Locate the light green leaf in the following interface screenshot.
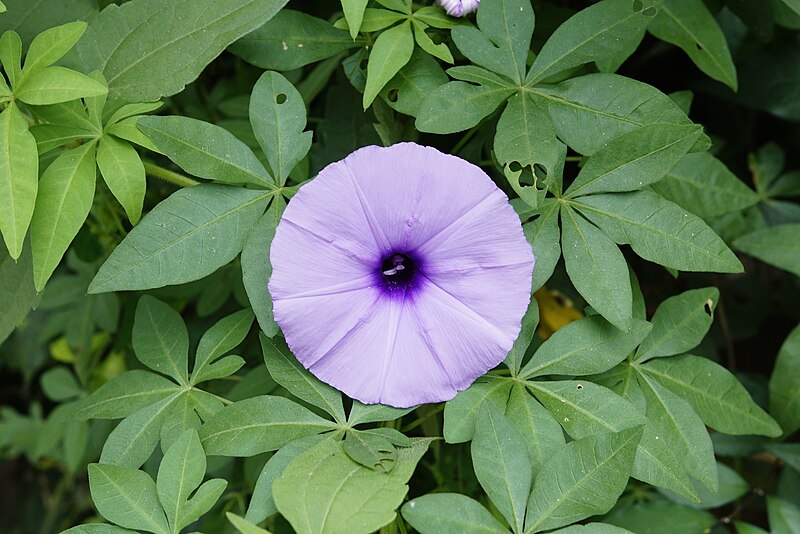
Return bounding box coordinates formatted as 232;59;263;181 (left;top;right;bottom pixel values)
734;224;800;278
260;334;346;423
31;123;93;154
504;383;566;475
100;393;181;468
575;191;743;273
341;0;369;38
0;245;38;343
107;117;162;153
521;316;651;379
637;372;718;491
192;309;254;385
443;377;513;443
363;21;414;108
401;493;508;534
451;0;534;83
538;73;707;156
523;200;561;292
767;497;800;534
524;427;643;533
650;152;759;219
16;66;107;105
249;71;312;185
0;30;23;86
230;10;361;71
412;20;453;63
41;367;81;402
77;370;180;420
158;392;201;453
342;429;399;472
648;0;737;90
565;124;702;197
75;0;288;102
227;513;273;534
560;205;632;331
504;299;539;375
415;76;514;134
105;102;163;127
634;287;718;362
641;355;781;436
663;462;748;510
242;196;284;337
769;323;800;435
61;524;138;533
133;296;189;385
22;21;86;71
199;395;335;457
137;116;273;188
88;463;169;534
156;429;204;532
96;135;145;224
347;401;414;426
88;184;271;293
604;500;715;534
527;0;659;84
0;103;38;260
472;403;532;532
30;142;96;290
178;479;227;532
528;381;646;439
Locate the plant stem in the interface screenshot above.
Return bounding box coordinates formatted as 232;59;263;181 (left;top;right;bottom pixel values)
144;162;200;188
401;404;444;433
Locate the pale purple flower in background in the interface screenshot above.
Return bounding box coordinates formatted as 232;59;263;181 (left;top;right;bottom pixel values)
269;143;534;408
437;0;480;17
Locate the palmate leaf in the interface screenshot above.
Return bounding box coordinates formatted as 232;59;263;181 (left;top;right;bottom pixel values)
504;383;566;475
0;102;37;260
15;66;107;105
242;197;284;337
133;296;189;385
402;493;508;534
22;20;86;71
443;376;513;443
88;464;169;534
96;134;146;224
363;21;414;108
523;200;561;292
380;49;448;118
734;224;800;278
75;0;288;102
192;309;253;385
524;427;643;533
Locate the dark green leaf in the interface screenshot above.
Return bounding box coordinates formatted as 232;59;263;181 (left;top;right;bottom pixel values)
402;493;507;534
734;224;800;277
133;296;189;385
443;377;513;443
363;21;414;108
77;370;180;420
769;324;800;435
88;463;169;534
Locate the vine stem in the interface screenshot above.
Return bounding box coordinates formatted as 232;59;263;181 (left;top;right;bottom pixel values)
144;162;200;188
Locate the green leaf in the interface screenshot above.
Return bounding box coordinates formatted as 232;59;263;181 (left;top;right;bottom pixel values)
504;299;539;375
77;370;180;420
415;75;514;134
107;117;161;152
16;66;107;105
560;205;632;331
337;8;407;33
260;334;346;423
443;377;513;443
242;196;283;337
227;513;273;534
230;10;361;71
634;287;718;362
767;497;800;534
41;367;81;401
527;0;659;85
191;309;253;385
641;355;781;436
380;48;447;118
637;372;718;491
88;463;169;534
30;123;92;154
343;429;399;472
133;296;189;385
341;0;369;38
604;500;715;534
22;21;86;71
769;323;800;435
88;184;271;293
30;142;96;291
565;124;702;197
734;522;770;534
495;94;565;208
648;0;737;90
246;434;327;524
401;493;508;534
75;0;288;102
767;443;800;473
505;383;566;475
272;437;430;534
0;30;22;87
472;403;532;532
137;116;273;188
100;393;181;468
650;153;759;219
199;395;335;456
523;200;561;292
451;0;534;83
106;102;163;127
0;245;38;343
520;316;651;379
61;525;138;533
538;73;706;156
634;419;700;501
412;20;453;63
554;524;634;534
528;381;646;439
575;191;743;273
734;224;800;277
524;427;643;533
249;71;312;185
96;134;145;224
663;462;748;510
0;103;38;260
347;401;414;426
363;21;414;108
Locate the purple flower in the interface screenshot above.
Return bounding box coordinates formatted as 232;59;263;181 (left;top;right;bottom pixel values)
268;143;534;408
437;0;480;17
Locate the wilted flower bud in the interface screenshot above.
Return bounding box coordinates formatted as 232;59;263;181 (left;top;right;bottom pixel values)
436;0;480;17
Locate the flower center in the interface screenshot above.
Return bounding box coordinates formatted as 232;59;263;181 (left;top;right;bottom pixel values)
380;253;418;291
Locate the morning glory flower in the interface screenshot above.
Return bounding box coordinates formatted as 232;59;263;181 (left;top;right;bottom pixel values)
269;143;534;408
437;0;480;17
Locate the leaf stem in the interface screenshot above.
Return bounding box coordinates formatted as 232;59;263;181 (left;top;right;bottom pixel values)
401;404;444;432
144;162;200;188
